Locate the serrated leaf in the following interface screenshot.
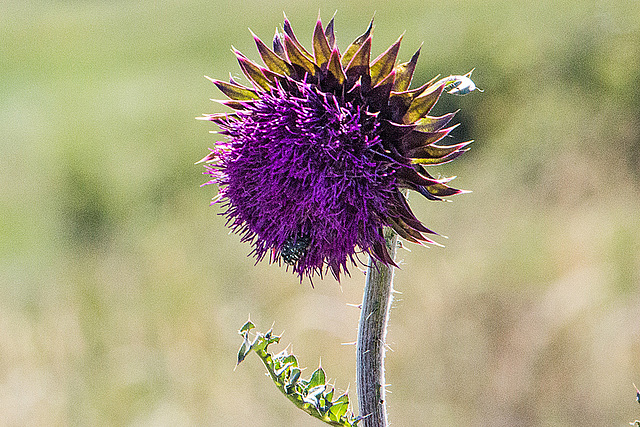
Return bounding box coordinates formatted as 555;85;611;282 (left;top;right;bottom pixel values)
236;322;358;426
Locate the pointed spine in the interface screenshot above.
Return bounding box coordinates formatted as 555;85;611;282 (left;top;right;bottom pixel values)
324;14;336;48
327;48;346;86
342;17;374;66
206;76;259;100
234;49;273;91
282;15;313;59
403;124;460;150
284;34;317;76
393;46;421;92
312;18;332;68
345;36;372;83
253;32;292;76
402;83;445;124
370;34;403;87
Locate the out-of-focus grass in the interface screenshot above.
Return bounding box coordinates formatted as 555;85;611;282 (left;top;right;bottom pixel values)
1;0;639;425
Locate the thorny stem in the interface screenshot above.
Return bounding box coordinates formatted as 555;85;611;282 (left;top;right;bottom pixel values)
356;227;398;427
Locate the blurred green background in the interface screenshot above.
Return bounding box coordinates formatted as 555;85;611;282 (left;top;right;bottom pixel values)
2;0;640;425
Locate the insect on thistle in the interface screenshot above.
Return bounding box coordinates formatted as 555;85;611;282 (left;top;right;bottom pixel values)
446;68;484;95
200;16;480;280
280;234;312;265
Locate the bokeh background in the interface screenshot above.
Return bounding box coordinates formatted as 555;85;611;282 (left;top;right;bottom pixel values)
2;0;640;425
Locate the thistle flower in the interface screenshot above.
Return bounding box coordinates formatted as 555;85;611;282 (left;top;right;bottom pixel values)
199;16;476;280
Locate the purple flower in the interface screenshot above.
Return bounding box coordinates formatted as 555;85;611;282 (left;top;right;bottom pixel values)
199;16;472;280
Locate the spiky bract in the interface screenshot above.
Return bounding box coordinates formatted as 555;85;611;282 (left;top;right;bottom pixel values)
200;16;472;280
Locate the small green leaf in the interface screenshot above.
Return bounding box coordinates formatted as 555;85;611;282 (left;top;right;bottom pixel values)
282;354;298;367
239;320;255;334
325;386;334;403
237;336;252;365
309;367;326;388
329;393;349;420
289;367;301;385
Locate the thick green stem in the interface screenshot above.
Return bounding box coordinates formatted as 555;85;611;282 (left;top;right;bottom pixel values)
356;228;398;427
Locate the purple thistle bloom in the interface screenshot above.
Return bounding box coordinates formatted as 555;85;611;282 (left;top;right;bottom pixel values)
199;16;473;280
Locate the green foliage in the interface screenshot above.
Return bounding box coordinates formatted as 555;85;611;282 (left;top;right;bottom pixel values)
236;321;359;427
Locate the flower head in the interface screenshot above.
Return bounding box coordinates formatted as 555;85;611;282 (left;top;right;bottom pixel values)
199;16;476;280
